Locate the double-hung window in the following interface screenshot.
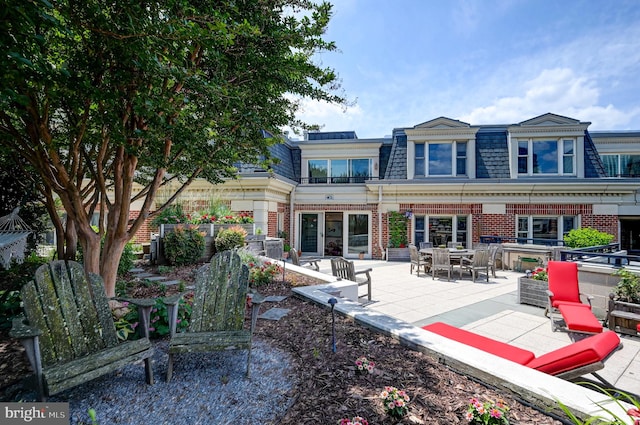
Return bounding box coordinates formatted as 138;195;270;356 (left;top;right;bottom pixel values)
414;141;467;177
518;139;575;175
517;215;578;243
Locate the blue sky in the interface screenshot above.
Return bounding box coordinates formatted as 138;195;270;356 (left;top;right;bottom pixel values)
293;0;640;138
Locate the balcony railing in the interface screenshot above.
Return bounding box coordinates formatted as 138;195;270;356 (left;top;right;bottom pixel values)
479;235;567;246
299;176;378;184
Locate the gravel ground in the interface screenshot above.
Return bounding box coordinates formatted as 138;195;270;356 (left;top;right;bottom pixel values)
28;339;296;425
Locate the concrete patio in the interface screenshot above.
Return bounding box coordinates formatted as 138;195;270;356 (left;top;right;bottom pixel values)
290;257;640;422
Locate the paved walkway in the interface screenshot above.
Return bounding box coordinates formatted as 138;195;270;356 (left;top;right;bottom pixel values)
314;259;640;398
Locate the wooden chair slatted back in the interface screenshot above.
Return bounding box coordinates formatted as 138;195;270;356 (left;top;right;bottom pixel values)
289;248;301;266
22;261;116;367
408;245;420;262
473;249;490;266
431;248;450;269
331;257;355;281
190;250;249;333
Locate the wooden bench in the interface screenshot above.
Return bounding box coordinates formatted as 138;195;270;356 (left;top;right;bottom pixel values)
330;257;372;301
289;248;321;271
10;260;154;400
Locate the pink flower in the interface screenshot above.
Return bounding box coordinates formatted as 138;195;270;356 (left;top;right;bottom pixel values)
490;408;503;418
465;411;474;421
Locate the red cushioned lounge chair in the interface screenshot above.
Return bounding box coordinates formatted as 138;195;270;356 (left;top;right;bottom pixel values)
423;322;621;388
546;261;601;334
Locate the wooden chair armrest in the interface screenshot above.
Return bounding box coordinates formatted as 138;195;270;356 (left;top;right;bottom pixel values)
248;291;265;333
114;297;157;339
355;268;373;276
10;315;43;390
248;290;266;305
580;293;594;306
10;315;41;339
161;293;189;337
161;293;186;307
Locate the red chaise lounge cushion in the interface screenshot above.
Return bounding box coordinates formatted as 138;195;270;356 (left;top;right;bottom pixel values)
422;322;535;365
526;331;620;375
422;322;620;377
557;304;603;334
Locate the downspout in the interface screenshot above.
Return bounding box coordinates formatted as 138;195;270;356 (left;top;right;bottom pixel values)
378;185;383;259
289;187;296;252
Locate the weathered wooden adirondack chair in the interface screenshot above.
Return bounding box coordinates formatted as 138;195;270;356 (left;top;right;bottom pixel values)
10;260;154;401
164;250;264;382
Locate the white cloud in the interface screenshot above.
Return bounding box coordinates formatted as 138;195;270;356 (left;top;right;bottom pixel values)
459;68;640;127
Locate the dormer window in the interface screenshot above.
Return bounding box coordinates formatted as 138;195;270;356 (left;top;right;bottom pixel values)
414;141;467;177
307;158;373;183
517;139;575;175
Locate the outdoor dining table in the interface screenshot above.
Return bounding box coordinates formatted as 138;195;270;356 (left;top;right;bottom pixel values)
419;247;476;277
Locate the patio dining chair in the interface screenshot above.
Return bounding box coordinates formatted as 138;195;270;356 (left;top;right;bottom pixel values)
487;243;503;277
409;244;430;276
460;248;490;282
431;248;453;281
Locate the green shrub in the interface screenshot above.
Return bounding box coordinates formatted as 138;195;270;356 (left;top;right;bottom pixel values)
248;260;282;286
118;242;136;276
614;268;640;303
151;203;189;226
163;225;206;266
564;227;614;248
215;225;248;252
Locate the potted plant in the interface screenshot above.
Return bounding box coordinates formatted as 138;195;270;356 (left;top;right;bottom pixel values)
386;211;410;261
359;251;365;260
607;267;640;335
517;266;548;308
283;243;291;259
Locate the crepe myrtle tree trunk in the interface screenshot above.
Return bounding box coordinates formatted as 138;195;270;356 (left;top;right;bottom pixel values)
100;233;129;298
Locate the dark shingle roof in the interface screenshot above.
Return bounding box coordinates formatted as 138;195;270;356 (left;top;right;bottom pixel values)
475;128;510;178
584;131;607;178
384;131;407;180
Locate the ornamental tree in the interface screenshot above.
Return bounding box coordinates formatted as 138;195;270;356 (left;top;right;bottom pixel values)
0;0;347;296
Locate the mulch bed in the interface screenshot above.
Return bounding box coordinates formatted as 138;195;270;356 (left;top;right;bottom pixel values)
0;263;563;424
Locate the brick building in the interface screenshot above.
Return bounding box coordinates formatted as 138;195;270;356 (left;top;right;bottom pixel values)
135;113;640;260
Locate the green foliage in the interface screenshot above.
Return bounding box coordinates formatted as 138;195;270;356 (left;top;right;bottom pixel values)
237;248;260;266
0;0;347;295
0;255;47;329
157;265;174;274
248;260;282;286
151;204;189;227
215;226;248;252
387;211;408;248
614;268;640;303
163;225;206;266
555;383;640;424
118;242;136;276
564;228;615;248
117;296;193;339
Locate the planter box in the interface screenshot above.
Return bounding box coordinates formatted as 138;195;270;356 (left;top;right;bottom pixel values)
386;248;410;262
607;297;640;336
517;277;548;309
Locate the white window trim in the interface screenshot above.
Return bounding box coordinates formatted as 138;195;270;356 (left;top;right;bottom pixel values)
414;141;468;177
516;138;577;176
516;215;580;242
